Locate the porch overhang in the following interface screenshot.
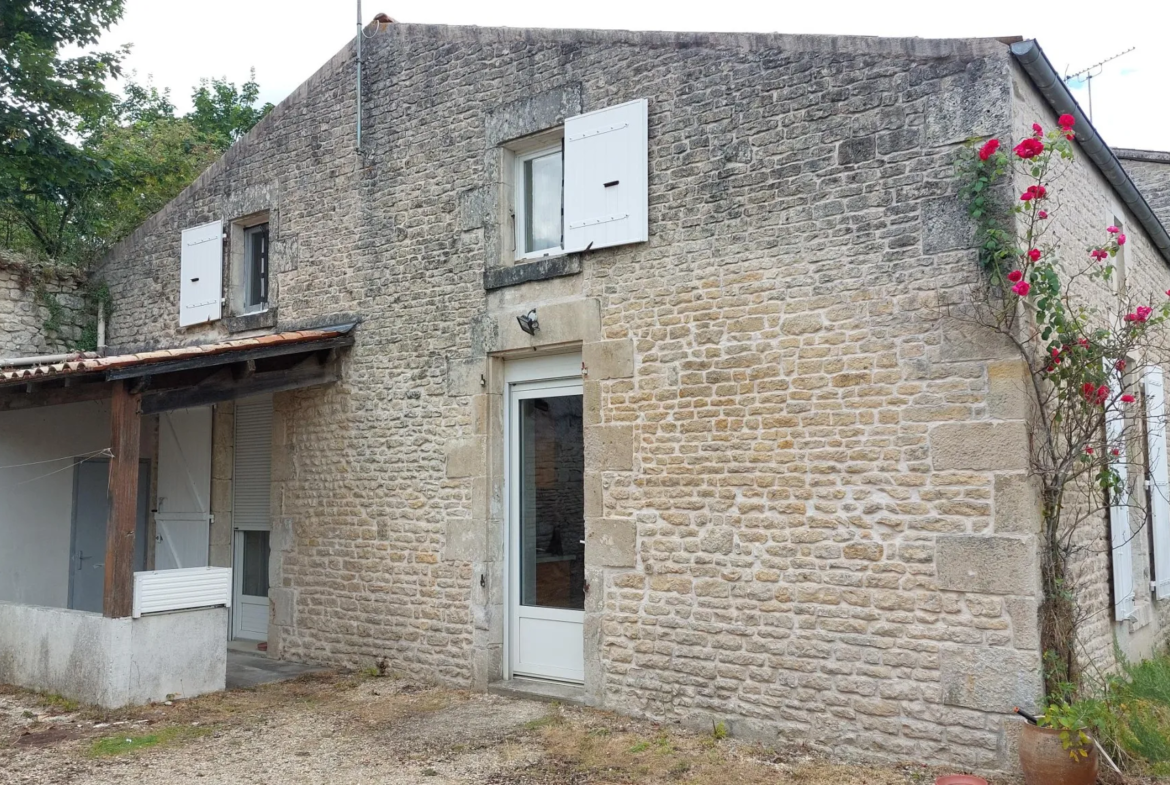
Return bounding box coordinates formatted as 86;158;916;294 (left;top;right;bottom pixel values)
0;323;356;414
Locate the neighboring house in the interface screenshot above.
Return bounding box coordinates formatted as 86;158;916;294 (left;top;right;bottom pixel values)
3;22;1170;770
1118;148;1170;229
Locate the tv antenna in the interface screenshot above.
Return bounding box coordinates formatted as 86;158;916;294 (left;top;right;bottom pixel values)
1064;47;1135;122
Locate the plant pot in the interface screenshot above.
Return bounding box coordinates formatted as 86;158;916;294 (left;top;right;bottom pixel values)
935;776;988;785
1019;723;1098;785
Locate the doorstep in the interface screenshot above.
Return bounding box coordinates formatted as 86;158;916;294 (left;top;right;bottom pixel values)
488;677;587;706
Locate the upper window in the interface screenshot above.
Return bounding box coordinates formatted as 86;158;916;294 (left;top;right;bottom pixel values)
515;143;563;259
243;223;269;313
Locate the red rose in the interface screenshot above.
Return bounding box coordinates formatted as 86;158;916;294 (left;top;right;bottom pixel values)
1007;269;1023;283
1014;138;1045;159
1117;233;1126;246
1090;249;1109;261
1058;114;1075;130
1122;394;1136;404
1028;248;1041;262
1020;185;1046;201
1085;447;1094;455
1116;360;1126;371
1107;225;1120;234
1038;210;1048;219
1012;281;1031;297
978;138;1000;161
1032;123;1043;136
1097;386;1109;405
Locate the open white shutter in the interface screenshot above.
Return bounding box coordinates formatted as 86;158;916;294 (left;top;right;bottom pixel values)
1107;361;1136;620
563;98;648;252
1145;366;1170;600
179;220;223;327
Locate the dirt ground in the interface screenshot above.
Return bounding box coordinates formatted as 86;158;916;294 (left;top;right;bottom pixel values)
0;671;1021;785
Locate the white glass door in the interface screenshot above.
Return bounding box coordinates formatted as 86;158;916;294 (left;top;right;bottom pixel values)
507;355;585;682
232;529;271;640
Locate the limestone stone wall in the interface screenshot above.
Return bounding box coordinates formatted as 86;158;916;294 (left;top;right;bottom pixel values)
0;254;88;357
1011;66;1170;668
95;24;1044;769
1118;148;1170;229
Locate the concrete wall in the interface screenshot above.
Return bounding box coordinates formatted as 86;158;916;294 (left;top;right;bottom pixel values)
0;602;227;707
94;23;1047;768
0;401;156;607
1011;67;1170;667
0;401;110;607
0;254;89;357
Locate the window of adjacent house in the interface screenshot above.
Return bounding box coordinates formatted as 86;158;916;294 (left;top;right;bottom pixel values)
515;143;563;259
243;223;269;312
1144;362;1170;601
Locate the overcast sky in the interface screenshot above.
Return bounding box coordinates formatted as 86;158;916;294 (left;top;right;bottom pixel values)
98;0;1167;150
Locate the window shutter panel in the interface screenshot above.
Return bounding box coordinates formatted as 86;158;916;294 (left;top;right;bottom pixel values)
563;98;648;252
179;221;223;327
233;396;273;530
1145;366;1170;600
1107;361;1136;619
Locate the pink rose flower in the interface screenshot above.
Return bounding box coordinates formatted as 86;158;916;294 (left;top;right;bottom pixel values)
1007;269;1023;283
1012;280;1031;297
1027;248;1041;262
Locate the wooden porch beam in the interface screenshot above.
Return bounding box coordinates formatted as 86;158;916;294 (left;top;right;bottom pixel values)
103;380;141;619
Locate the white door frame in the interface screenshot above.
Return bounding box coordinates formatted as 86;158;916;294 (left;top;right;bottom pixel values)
504;352;585;683
232;528;271;641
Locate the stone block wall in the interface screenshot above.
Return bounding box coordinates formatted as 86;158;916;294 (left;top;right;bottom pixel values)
0;254;88;357
94;24;1051;768
1011;67;1170;667
1118;148;1170;229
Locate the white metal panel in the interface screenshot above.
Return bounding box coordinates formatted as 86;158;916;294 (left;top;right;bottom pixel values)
563;99;648;252
158;408;212;515
1145;366;1170;600
155;513;211;570
233;396;273;531
1107;362;1136;620
179;221;223;327
132;567;232;618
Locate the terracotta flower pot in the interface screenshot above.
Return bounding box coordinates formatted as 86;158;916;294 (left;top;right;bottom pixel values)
935;776;988;785
1019;723;1098;785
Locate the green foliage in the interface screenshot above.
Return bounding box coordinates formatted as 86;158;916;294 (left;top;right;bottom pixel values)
0;4;273;267
710;721;728;740
1038;700;1107;760
0;0;127;262
188;70;274;151
88;724;211;757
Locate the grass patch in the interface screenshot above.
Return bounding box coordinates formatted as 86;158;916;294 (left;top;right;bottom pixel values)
88;725;212;757
37;693;79;714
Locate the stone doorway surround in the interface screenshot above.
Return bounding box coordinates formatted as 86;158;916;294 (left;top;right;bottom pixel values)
444;286;636;707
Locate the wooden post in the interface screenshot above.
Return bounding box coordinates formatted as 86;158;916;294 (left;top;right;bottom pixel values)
103;380;141;618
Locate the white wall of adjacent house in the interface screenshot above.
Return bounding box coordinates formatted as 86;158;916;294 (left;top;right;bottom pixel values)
0;401;114;608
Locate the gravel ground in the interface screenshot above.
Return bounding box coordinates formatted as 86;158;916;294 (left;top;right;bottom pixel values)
0;672;1022;785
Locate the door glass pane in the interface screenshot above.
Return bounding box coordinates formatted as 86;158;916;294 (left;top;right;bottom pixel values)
523;150;562;254
244;225;268;309
241;530;270;597
519;394;584;610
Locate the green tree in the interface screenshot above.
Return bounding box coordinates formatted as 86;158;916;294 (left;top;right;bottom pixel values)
189;70;274;151
0;0;127;260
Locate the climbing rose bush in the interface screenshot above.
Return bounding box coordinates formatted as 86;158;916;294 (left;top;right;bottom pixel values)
957;111;1170;701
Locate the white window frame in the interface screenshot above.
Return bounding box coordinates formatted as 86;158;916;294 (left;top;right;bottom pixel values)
242;223;269;314
513;142;564;261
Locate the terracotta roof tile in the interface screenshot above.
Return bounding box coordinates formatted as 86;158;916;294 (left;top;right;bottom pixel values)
0;325;354;387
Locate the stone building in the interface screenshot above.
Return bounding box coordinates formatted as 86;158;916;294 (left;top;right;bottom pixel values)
4;23;1170;770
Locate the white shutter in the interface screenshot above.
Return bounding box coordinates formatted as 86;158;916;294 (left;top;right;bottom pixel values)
1107;361;1136;620
179;220;223;326
563;98;648;252
1145;366;1170;600
233;396;273;530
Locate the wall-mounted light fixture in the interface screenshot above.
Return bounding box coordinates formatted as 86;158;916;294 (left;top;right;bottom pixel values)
517;309;539;336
